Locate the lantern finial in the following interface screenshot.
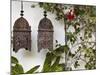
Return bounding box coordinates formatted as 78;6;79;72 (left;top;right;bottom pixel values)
20;1;24;16
44;11;47;18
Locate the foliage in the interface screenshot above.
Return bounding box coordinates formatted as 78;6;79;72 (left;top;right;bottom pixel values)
11;56;19;64
39;2;65;20
11;56;40;75
35;3;96;71
25;65;40;74
11;63;24;75
42;45;67;72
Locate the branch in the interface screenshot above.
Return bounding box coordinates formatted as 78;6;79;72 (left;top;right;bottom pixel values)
70;41;96;51
67;41;96;67
80;57;87;63
65;48;81;69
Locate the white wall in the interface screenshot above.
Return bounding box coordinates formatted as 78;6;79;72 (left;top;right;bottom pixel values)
11;1;65;72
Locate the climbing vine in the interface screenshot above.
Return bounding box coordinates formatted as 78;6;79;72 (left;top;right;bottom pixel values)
36;2;96;71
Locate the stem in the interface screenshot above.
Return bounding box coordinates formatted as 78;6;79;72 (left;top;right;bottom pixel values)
70;41;96;51
64;17;70;70
69;52;87;67
80;57;87;63
69;41;96;66
65;40;95;69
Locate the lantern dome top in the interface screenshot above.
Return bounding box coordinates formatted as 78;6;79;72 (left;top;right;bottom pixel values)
38;11;53;30
38;17;53;30
13;17;30;31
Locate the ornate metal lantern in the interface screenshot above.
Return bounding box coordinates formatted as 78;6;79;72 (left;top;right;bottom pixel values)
13;1;31;52
38;11;54;52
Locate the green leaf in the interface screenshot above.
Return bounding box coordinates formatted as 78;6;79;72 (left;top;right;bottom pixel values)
50;56;60;72
42;52;55;72
57;64;65;71
74;61;80;68
53;46;65;56
11;56;18;64
25;65;40;74
69;51;75;58
75;28;80;34
64;45;69;54
53;63;64;72
11;66;18;75
13;64;24;74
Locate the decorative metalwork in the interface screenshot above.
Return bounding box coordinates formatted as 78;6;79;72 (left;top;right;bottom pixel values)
38;11;54;52
13;1;31;52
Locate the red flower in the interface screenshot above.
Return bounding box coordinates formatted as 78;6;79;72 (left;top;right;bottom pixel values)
66;10;75;21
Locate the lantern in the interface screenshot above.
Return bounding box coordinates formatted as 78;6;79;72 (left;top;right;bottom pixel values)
13;1;31;52
38;11;54;52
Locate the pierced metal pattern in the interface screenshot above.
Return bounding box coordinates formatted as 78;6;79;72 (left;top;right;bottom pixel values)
13;17;31;52
38;11;54;52
13;1;31;52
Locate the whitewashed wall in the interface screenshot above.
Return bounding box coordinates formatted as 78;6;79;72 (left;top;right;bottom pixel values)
11;1;65;72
